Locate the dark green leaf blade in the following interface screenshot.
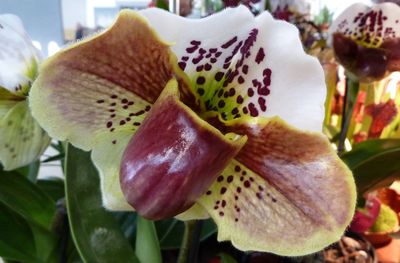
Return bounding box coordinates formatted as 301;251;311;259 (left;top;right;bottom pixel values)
65;144;138;263
342;139;400;194
0;203;38;262
36;177;65;202
0;169;56;229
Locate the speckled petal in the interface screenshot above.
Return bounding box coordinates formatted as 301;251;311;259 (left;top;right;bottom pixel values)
197;117;356;256
0;101;50;170
140;7;325;132
0;87;23;119
30;10;190;151
0;14;40;96
330;3;400;48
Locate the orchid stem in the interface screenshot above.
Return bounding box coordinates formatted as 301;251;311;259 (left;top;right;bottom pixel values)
177;220;203;263
338;77;359;155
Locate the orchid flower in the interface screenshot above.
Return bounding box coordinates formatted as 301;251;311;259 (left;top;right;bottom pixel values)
330;3;400;82
0;14;50;170
30;7;356;255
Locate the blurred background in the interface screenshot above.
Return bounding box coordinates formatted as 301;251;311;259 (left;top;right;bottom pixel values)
1;0;372;57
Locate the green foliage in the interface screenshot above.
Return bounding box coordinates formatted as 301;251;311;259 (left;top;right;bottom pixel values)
136;216;162;263
342;139;400;195
314;6;333;25
65;144;139;263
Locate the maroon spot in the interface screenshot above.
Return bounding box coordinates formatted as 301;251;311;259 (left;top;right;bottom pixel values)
133;122;141;126
110;128;115;132
206;53;212;58
217;175;224;182
145;105;151;111
235;165;241;172
199;48;206;54
258;186;264;191
111;95;118;99
215;51;222;57
258;87;270;96
186;46;198;53
258;97;267;111
221;36;238;49
204;63;212;71
228;88;236;96
247;88;254;97
237;95;244;104
240;177;244;181
196;65;204;72
192;55;204;64
191;40;201;45
210;58;217;63
219;211;224;216
236;187;242;193
256;192;262;199
206;190;212;195
198;88;205;96
241;171;247;175
128;101;134;105
110;102;116;106
238;76;245;84
120;120;126;125
255;48;265;64
218;89;224;97
112;140;116;145
109;109;115;112
181;56;189;61
221;200;226;207
227;175;234;183
236;207;241;212
263;68;271;77
215;72;224;81
243;107;248;114
235;218;239;222
214;206;218;210
234;195;238;200
248;103;259;117
123;105;129;109
106;121;113;128
196;76;206;85
218;100;225;108
231;108;239;115
242;65;249;74
110;114;116;118
272;197;277;203
126;117;131;122
243;180;251;188
216;201;220;205
178;62;186;70
209;48;217;53
96;99;105;103
121;98;128;104
220;187;227;194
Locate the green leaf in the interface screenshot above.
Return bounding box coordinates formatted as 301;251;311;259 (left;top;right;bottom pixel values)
136;216;162;263
156;0;169;10
36;177;65;202
0;203;38;262
15;160;40;182
0;169;56;229
157;219;216;249
219;253;238;263
114;212;137;243
65;144;139;263
342;139;400;194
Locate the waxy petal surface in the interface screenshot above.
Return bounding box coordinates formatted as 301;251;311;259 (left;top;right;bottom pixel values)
197;117;356;255
0;14;40;96
140;7;326;132
30;10;189;151
120;80;246;219
0;101;50;170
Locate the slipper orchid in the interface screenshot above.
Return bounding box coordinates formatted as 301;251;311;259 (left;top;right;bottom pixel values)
330;3;400;82
30;7;356;255
0;14;50;170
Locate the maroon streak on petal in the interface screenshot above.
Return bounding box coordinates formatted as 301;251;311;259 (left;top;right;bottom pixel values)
120;80;246;220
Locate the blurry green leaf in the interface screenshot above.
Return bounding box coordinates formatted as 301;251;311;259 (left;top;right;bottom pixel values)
65;144;139;263
28;221;58;263
113;212;137;243
156;0;169;10
136;216;162;263
36;177;65;202
219;253;238;263
0;203;37;262
157;219;216;249
15;160;40;182
0;169;56;229
342;139;400;194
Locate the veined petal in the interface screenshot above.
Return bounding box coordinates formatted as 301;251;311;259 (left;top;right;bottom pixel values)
0;14;40;95
330;3;400;48
30;10;191;151
140;7;325;132
0;87;24;118
0;101;50;170
197;117;356;255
